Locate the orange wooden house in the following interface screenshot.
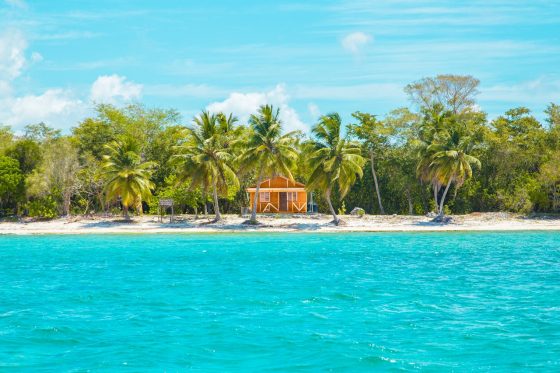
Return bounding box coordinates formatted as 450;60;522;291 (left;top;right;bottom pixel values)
247;176;307;213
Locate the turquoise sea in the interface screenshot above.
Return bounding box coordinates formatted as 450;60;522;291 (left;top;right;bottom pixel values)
1;232;559;371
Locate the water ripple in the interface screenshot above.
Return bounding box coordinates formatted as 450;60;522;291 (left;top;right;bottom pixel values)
0;232;559;370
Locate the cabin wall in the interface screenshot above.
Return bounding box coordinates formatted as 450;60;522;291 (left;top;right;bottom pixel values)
248;190;307;213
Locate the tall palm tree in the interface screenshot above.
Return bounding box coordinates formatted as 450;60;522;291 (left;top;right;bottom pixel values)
349;112;393;214
239;105;298;224
306;113;366;225
415;104;452;214
101;138;155;220
174;111;239;222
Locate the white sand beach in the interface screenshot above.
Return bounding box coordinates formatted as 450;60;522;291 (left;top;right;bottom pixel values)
1;213;559;235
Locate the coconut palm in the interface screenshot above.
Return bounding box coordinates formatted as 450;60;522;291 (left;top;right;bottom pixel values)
415;104;452;214
101;138;155;220
238;105;298;224
416;104;481;217
427;132;481;217
306;113;366;225
174;111;239;222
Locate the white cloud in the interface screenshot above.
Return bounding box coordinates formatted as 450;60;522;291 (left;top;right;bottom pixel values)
0;89;86;129
0;72;143;131
90;74;143;103
206;84;308;132
0;30;27;83
0;30;145;131
341;31;372;55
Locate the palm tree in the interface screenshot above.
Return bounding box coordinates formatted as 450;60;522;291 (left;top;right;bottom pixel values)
101;138;155;220
306;113;366;225
239;105;298;224
349;112;393;214
174;111;239;222
427;132;481;218
415;104;452;215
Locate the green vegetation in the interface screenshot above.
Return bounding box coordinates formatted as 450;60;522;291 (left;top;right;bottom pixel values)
1;75;560;221
306;113;365;225
101;138;156;220
174;111;239;222
239;105;298;224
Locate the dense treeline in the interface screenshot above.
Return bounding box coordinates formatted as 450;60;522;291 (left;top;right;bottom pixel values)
1;75;560;222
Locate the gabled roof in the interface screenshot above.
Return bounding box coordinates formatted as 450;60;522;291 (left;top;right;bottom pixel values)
247;175;305;190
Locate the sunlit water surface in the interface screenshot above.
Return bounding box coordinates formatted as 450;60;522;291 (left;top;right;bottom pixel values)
1;232;559;371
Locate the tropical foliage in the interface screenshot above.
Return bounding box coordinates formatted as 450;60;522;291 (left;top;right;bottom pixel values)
1;75;560;221
239;105;299;223
174;111;239;221
305;113;366;225
101;138;155;220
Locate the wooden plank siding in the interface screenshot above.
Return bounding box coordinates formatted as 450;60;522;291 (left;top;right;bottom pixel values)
247;176;307;213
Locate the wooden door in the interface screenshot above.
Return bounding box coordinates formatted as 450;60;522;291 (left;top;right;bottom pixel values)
279;192;288;211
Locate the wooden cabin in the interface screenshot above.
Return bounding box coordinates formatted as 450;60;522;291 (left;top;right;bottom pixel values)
247;176;307;213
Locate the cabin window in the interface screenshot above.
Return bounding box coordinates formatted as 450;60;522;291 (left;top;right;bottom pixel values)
260;192;270;202
287;192;297;201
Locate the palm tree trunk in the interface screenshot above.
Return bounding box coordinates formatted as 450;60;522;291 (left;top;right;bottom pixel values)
250;170;263;223
370;152;384;214
406;187;413;215
202;188;208;216
212;180;221;221
433;182;440;214
123;205;130;220
325;188;340;225
438;182;452;217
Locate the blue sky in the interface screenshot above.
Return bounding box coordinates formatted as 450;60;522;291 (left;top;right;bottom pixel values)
0;0;559;132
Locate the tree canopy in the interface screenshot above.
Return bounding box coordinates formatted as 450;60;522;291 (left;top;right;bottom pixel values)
1;76;560;220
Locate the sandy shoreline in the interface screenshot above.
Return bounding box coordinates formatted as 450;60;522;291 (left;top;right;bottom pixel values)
1;213;560;235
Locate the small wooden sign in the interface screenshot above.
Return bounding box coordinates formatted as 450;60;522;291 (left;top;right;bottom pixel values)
159;199;174;207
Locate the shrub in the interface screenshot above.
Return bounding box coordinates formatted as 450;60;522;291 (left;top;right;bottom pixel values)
338;201;347;215
25;196;58;219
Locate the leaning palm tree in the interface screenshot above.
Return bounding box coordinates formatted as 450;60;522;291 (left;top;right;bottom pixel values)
238;105;299;224
427;132;481;218
305;113;366;225
174;111;239;222
101;138;155;220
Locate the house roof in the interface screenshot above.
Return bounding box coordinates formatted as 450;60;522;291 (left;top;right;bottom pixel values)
247;175;305;191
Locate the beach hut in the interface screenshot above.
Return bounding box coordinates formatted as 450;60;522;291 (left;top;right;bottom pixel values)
247;176;307;213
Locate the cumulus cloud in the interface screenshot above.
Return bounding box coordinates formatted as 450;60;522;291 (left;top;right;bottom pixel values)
0;30;145;131
90;74;143;103
341;31;372;55
206;84;308;132
1;89;85;128
0;75;143;130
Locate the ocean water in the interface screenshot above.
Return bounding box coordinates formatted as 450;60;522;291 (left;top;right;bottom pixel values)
1;232;559;371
